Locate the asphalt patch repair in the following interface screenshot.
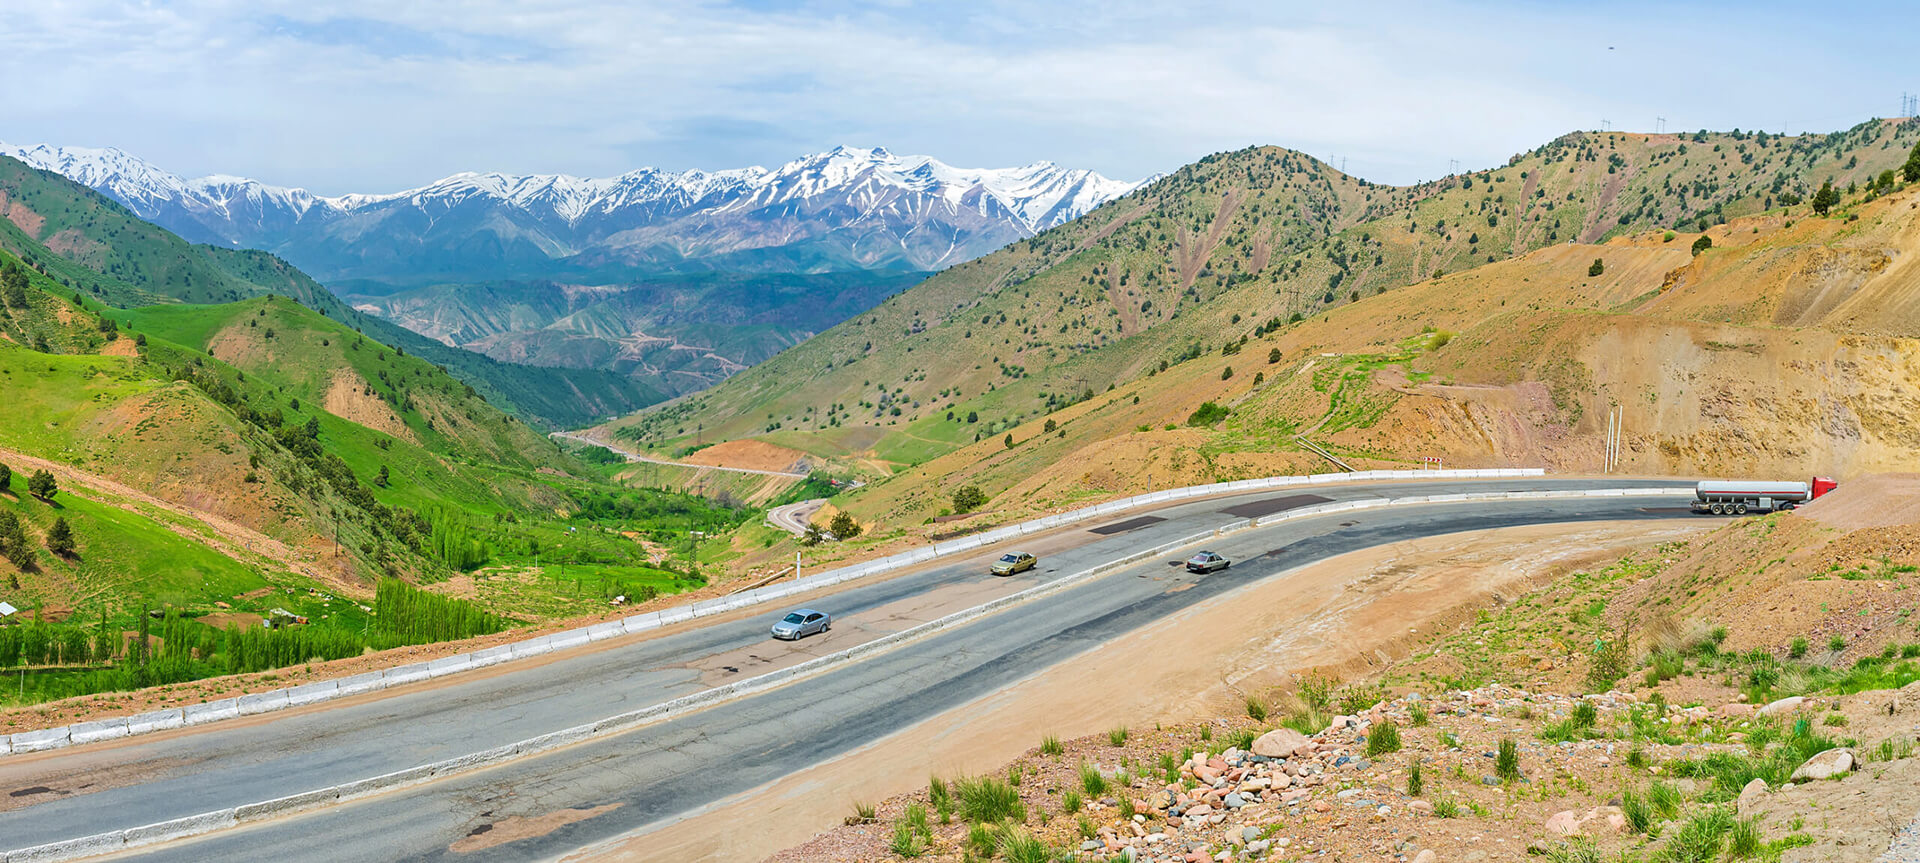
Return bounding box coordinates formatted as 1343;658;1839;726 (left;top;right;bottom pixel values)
1217;493;1330;519
1087;515;1166;535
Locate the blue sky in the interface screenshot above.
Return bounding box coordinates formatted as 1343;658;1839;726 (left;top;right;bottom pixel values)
1;0;1909;193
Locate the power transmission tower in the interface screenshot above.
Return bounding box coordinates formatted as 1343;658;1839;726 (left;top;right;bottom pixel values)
1447;159;1459;175
1601;118;1611;132
1655;116;1666;134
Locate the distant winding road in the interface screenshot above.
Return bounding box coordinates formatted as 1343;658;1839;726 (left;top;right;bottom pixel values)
549;430;810;478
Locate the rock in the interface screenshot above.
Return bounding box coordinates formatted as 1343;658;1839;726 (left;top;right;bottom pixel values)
1545;810;1583;836
1242;827;1262;843
1536;659;1553;671
1224;792;1247;809
1716;702;1755;719
1737;778;1769;813
1414;851;1437;863
1312;800;1332;813
1186;803;1214;818
1758;696;1806;716
1251;728;1310;758
1081;840;1103;852
1790;748;1854;782
1409;800;1434;815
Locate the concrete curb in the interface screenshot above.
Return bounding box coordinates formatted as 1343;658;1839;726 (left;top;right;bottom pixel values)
0;468;1559;758
0;485;1690;862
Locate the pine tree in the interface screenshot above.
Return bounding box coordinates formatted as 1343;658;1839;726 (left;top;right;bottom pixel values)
375;465;390;487
45;517;74;557
1811;179;1839;216
0;260;27;308
828;511;861;539
1905;140;1920;183
27;470;56;501
0;461;11;492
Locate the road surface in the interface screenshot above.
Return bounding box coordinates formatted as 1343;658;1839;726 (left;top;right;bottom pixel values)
0;477;1692;860
765;497;828;535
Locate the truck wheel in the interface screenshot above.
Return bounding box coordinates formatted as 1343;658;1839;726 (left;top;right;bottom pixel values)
1708;503;1722;514
1735;504;1748;514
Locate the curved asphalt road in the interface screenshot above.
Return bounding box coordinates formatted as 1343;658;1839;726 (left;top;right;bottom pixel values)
0;478;1692;860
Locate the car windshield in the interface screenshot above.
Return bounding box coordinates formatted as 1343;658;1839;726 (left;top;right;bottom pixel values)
781;613;806;624
999;554;1020;563
1193;553;1213;560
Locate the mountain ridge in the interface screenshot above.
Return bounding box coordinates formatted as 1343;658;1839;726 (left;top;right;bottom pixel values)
0;142;1148;279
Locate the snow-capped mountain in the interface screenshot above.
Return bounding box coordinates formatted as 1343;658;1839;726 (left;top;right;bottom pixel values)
0;142;1147;282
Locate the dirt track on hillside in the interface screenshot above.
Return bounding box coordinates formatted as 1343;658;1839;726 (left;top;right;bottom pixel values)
0;445;346;594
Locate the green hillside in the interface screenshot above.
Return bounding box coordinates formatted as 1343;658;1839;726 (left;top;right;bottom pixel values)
0;232;750;705
0;155;661;428
610;120;1920;472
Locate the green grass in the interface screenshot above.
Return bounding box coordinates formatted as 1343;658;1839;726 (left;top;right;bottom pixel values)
953;775;1024;823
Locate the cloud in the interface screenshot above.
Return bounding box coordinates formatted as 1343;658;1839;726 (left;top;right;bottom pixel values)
0;0;1901;193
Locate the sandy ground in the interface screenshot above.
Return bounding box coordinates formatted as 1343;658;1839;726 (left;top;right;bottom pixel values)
573;519;1709;863
1799;473;1920;530
681;439;812;474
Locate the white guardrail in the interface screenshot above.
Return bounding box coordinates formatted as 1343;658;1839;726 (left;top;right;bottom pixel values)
0;482;1700;862
0;469;1549;760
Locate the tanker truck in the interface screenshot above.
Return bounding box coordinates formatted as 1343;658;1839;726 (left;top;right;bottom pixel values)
1693;477;1838;515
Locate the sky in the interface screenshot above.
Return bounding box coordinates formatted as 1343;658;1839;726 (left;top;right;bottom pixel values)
0;0;1910;194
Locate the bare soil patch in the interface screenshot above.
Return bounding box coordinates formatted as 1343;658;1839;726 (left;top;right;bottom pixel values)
681;439;811;474
322;368;417;443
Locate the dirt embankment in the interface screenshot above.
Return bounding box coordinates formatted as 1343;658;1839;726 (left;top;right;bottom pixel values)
322;368;417;443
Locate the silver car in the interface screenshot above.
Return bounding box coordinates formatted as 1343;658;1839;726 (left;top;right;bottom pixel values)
771;608;831;640
1185;551;1231;573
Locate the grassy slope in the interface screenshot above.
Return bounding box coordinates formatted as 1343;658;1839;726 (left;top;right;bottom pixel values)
611;121;1919;469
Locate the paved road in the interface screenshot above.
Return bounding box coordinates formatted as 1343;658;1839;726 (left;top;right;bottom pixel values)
765;497;827;535
0;478;1689;859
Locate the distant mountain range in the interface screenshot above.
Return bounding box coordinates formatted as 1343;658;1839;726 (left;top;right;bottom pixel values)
0;142;1147;284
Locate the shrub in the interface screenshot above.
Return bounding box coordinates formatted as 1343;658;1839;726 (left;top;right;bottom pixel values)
1040;735;1063;756
996;827;1049;863
1406;761;1423;796
1078;761;1107;796
1244;695;1268;721
1727;816;1763;859
1432;798;1461;818
27;470;56;501
1829;634;1847;652
1620;789;1652;833
850;801;877;824
951;486;987;512
1367;720;1403;756
1108;726;1129;746
44;517;74;557
1496;738;1521;781
1691;235;1713;255
1220;366;1234;380
1409;702;1429;726
1789;637;1809;659
953;775;1023;823
1588;258;1605;277
828;511;861;539
966;823;995;857
1660;805;1734;863
889;816;927;857
1268;347;1282;364
1186;401;1230;427
1061;790;1082;814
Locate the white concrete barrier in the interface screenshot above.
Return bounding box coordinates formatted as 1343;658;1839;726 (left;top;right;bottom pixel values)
0;468;1584;762
8;483;1679;861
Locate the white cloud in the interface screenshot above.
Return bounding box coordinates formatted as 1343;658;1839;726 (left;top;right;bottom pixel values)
0;0;1900;192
